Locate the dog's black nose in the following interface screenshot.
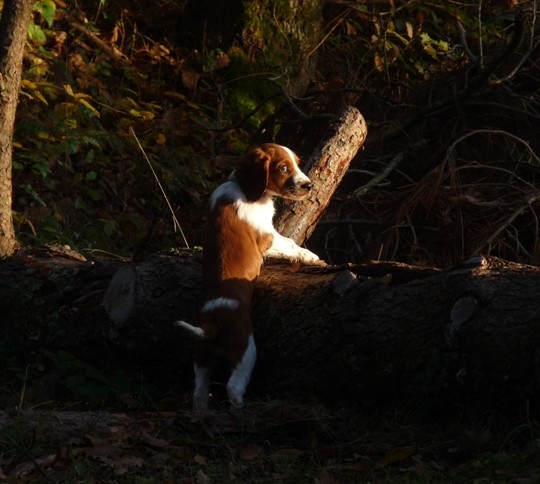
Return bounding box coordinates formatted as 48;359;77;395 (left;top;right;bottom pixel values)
302;181;314;190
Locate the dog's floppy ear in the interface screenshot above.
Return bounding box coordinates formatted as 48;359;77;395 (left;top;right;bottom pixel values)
234;146;273;201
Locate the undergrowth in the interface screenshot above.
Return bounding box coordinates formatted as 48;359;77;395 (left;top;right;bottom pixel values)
2;395;540;482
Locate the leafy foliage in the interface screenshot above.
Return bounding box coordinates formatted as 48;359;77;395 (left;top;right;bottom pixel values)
318;1;511;98
13;1;254;255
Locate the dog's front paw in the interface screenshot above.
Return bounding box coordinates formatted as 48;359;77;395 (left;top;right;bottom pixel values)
298;248;322;265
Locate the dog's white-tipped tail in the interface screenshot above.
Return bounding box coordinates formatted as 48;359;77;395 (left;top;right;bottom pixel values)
175;320;205;339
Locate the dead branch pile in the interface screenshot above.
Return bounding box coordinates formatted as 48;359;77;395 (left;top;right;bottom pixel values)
349;129;540;267
278;3;540;268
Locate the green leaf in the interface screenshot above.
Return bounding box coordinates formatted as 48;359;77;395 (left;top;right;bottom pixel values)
85;187;103;201
27;22;46;44
37;0;57;27
103;220;118;237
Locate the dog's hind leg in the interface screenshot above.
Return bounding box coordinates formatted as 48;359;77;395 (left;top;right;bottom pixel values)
193;363;210;411
192;339;214;411
226;334;257;408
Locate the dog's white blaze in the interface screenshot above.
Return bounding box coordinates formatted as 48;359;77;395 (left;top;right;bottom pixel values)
201;297;240;313
193;363;210;410
293;170;311;185
280;144;311;184
280;145;297;165
226;334;257;408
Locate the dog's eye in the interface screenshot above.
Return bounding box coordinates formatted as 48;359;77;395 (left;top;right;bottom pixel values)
278;164;289;173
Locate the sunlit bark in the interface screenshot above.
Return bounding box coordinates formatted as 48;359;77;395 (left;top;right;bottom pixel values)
0;0;34;257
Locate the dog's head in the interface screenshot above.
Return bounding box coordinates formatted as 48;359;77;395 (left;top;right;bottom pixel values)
233;143;313;202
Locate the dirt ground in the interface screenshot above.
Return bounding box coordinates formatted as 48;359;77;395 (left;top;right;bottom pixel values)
2;396;540;483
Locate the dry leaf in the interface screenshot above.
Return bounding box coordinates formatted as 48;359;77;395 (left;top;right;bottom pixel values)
13;454;56;478
406;21;414;39
315;469;338;484
271;448;303;461
240;443;263;461
194;454;207;465
109;424;130;442
345;20;357;36
140;432;172;450
112;455;145;476
374;52;385;72
182;71;201;90
85;434;109;446
196;469;211;484
376;446;415;467
214;53;230;70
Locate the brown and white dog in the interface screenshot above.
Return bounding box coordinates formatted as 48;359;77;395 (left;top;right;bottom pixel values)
176;143;320;410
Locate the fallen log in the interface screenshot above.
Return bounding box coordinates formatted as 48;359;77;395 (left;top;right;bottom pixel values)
2;248;540;409
101;253;540;409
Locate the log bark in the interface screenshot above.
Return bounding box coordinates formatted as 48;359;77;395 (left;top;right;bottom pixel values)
274;106;367;245
3;248;540;409
101;254;540;409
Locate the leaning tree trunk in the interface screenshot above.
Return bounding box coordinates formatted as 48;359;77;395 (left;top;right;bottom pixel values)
0;0;34;257
274;106;367;244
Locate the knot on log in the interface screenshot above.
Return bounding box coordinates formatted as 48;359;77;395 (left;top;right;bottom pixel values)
103;266;137;326
447;295;479;344
332;270;358;296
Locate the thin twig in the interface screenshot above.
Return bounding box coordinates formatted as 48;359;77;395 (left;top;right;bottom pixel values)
17;365;29;415
66;15;131;66
267;77;310;120
456;19;477;62
475;193;540;254
478;0;484;69
129;127;190;249
305;8;349;60
319;218;380;226
354;152;405;196
466;101;540;121
446;129;540;166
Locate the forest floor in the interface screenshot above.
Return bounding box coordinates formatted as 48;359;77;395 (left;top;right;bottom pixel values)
2;395;540;483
